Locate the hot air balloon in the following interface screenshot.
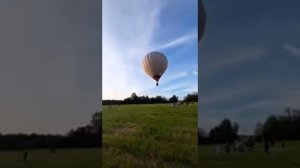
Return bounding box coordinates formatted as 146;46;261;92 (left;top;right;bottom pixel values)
199;0;206;42
142;51;168;86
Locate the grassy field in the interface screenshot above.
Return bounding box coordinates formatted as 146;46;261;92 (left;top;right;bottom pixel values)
198;141;300;168
102;103;198;168
0;148;101;168
2;103;298;168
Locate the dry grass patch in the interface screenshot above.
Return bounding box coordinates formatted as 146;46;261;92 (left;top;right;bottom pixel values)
112;123;139;136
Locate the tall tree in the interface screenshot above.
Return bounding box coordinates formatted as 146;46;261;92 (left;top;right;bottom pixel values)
169;95;178;103
209;119;239;143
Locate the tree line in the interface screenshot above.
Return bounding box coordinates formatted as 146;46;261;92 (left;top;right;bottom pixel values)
258;107;300;141
0;112;101;150
198;119;239;145
103;92;198;105
198;107;300;145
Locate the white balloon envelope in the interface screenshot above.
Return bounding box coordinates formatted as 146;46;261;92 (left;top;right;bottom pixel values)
142;51;168;86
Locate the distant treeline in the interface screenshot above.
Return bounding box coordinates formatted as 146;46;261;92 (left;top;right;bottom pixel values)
103;92;198;105
198;119;240;145
0;112;101;150
198;107;300;145
262;107;300;141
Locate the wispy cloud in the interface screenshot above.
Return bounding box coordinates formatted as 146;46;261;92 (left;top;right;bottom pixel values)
156;31;197;50
163;71;188;83
199;74;272;107
192;71;198;76
203;46;267;78
227;100;272;115
161;82;190;92
160;83;197;99
284;43;300;57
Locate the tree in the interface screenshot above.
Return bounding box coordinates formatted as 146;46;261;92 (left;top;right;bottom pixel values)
131;93;138;101
184;92;198;102
90;112;101;134
67;112;102;147
209;119;239;143
154;96;167;103
263;116;281;141
262;109;300;141
169;95;178;103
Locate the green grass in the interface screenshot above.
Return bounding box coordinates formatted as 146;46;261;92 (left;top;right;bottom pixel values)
102;103;198;168
0;148;101;168
2;103;298;168
198;141;300;168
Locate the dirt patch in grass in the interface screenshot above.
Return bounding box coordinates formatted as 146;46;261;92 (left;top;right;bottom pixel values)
112;123;139;136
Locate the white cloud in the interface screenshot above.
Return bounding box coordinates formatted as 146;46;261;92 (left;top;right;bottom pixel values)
163;71;188;83
203;46;267;78
159;83;197;100
155;32;197;50
199;76;270;107
161;82;189;92
284;43;300;56
192;71;198;76
228;100;272;114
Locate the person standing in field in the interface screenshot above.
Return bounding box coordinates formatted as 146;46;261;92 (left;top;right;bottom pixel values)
264;141;270;154
215;145;221;155
281;141;285;148
23;151;28;162
51;147;56;154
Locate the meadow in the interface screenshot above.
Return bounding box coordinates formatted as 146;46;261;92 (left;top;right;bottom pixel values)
1;103;298;168
199;141;300;168
0;148;101;168
102;103;198;168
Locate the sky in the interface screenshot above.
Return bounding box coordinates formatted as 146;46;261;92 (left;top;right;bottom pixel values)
103;0;198;100
0;0;101;134
199;0;300;135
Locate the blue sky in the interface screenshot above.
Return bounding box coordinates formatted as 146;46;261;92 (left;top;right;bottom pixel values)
199;0;300;134
103;0;198;100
